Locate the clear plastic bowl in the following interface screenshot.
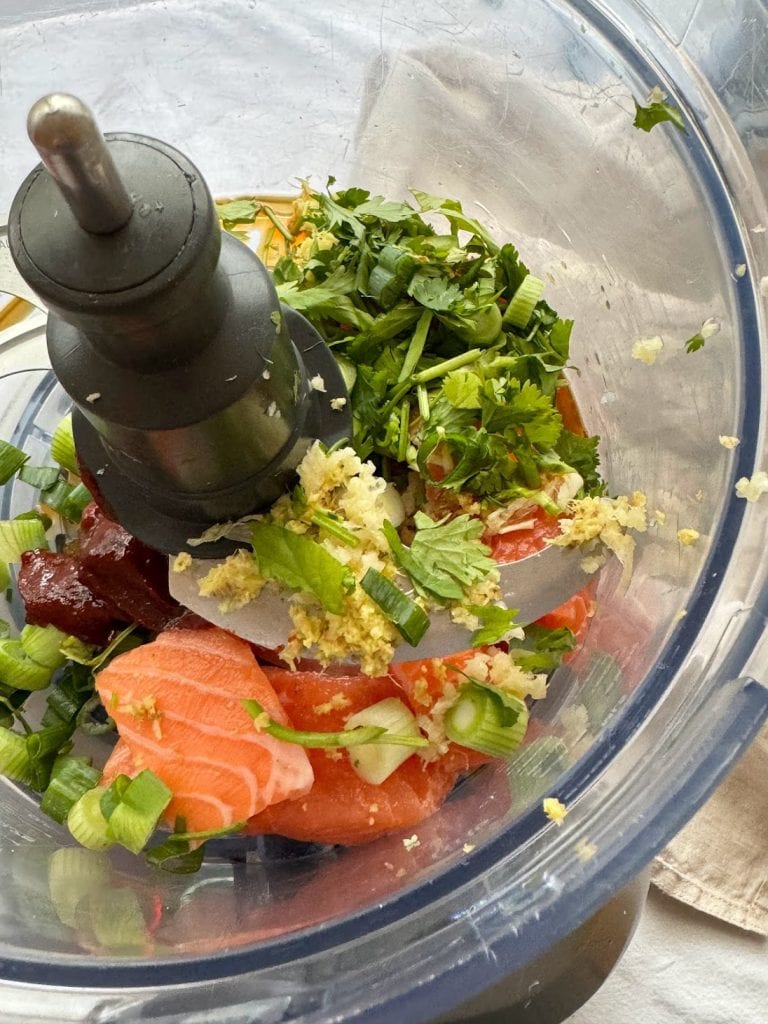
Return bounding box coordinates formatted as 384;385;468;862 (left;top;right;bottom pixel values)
0;1;767;1021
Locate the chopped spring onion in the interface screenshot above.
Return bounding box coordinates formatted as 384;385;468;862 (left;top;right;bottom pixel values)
444;680;529;758
0;726;32;782
0;439;29;485
60;624;139;671
0;518;48;563
26;724;75;791
58;482;92;524
360;567;429;646
416;383;431;422
334;354;357;393
146;820;245;873
75;694;115;735
47;847;111;927
67;787;114;851
40;755;102;824
20;624;68;670
50;414;79;475
38;478;73;514
18;465;61;490
242;699;428;750
0;640;54;690
502;274;545;329
87;887;149;953
99;773;131;820
42;663;95;728
103;770;173;855
0;562;9;595
345;697;424;784
310;508;360;547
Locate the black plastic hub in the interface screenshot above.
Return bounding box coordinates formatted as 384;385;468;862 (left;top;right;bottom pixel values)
8;123;351;553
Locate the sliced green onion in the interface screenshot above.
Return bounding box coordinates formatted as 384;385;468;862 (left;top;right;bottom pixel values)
47;847;110;927
85;887;148;953
26;723;72;761
99;773;131;820
310;509;360;548
0;726;32;782
0;518;48;562
0;640;53;690
398;308;433;382
61;624;139;671
334;354;358;393
18;465;61;490
145;820;245;873
360;567;429;646
444;680;529;757
14;509;52;529
50;414;79;475
242;699;427;750
58;482;92;524
345;697;424;784
503;273;544;329
105;770;173;855
0;439;29;484
508;736;569;810
67;787;114;851
20;624;68;670
38;478;74;515
41;663;94;728
40;755;102;824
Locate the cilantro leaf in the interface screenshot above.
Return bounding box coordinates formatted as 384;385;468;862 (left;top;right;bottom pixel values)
408;272;462;311
442;368;482;408
417;428;514;495
467;604;521;646
354;197;416;223
632;98;686;135
384;514;496;602
481;379;563;448
685;333;705;353
553;431;603;496
276;282;374;332
216;198;260;228
507;624;576;673
318;193;365;241
250;523;355;614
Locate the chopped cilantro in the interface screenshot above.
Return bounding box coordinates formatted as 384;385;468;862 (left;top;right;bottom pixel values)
633;97;686;135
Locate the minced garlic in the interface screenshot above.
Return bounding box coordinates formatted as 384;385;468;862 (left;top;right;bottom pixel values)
543;797;568;826
677;528;700;546
719;435;740;449
735;471;768;502
631;336;663;365
548;492;647;588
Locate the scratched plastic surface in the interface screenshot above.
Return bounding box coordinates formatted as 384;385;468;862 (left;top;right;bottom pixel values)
0;2;767;1022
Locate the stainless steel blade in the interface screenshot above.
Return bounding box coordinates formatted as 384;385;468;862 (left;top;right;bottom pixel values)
168;542;590;663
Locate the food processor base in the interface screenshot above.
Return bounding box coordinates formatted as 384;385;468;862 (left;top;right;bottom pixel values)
433;868;650;1023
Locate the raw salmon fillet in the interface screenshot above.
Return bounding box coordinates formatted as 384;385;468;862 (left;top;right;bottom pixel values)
246;668;473;845
95;628;313;831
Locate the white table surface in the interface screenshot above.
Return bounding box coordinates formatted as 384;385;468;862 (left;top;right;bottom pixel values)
567;887;768;1024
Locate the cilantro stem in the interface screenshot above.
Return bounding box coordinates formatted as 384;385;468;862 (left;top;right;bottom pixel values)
398;309;433;382
417;384;431;422
413;348;483;384
397;400;411;462
260;204;294;243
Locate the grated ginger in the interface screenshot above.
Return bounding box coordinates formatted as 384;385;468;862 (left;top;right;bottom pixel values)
548;492;647;588
198;549;266;611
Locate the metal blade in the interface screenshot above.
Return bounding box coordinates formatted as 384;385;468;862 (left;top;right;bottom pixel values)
168;542;589;663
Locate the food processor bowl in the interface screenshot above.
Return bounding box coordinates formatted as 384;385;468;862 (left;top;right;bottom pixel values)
0;1;767;1021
